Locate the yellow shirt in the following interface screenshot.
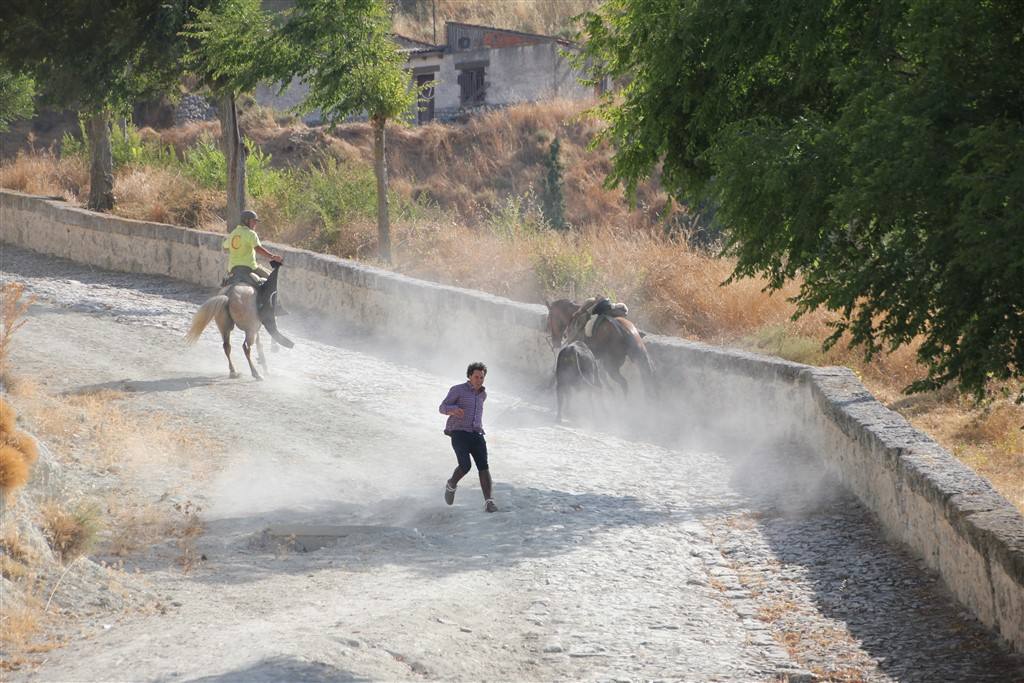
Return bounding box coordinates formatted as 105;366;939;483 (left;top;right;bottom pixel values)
223;225;261;271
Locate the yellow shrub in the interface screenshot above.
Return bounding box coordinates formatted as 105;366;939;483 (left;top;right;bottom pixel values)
40;500;102;562
3;431;38;465
0;444;29;494
0;397;15;435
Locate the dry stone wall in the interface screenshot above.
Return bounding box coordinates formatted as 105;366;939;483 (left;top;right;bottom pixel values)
1;188;1022;651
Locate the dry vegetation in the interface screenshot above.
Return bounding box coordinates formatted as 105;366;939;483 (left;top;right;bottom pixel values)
0;381;219;667
39;500;102;562
0;100;1021;511
392;0;601;43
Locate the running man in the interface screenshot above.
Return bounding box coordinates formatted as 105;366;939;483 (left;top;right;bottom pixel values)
439;362;498;513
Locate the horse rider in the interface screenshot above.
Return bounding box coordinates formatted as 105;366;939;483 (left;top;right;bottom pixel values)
222;209;287;316
562;295;629;346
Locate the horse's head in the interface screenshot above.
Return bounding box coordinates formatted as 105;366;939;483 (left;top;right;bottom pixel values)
545;299;579;349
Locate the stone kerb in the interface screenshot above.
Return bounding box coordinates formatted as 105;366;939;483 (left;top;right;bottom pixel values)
807;367;1024;650
1;187;1022;651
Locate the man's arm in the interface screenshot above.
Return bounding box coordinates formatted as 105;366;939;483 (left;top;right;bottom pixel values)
255;244;283;263
439;387;464;417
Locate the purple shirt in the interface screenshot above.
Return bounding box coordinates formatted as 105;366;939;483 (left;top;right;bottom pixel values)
439;382;487;435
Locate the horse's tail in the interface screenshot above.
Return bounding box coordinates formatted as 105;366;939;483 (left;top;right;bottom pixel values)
630;340;658;397
576;346;601;388
266;320;295;349
610;317;658;395
185;295;229;344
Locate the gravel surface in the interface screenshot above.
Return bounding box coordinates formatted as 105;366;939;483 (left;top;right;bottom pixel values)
2;244;1021;682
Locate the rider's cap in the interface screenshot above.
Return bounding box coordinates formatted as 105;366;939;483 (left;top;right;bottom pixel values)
240;209;259;224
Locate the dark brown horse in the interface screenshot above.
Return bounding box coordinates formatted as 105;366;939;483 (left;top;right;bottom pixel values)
545;299;656;397
555;340;603;422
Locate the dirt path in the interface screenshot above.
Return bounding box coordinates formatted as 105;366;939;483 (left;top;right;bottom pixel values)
2;245;1021;682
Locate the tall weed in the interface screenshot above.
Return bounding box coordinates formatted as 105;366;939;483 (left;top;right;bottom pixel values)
61;120;175;168
531;235;597;296
181;137;224;189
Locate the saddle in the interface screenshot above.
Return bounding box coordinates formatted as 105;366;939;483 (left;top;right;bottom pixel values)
582;297;629;338
220;264;282;316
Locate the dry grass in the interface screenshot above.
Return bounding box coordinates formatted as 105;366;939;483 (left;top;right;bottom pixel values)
12;386;221;482
1;282;36;382
40;500;102;562
0;151;85;201
0;532;35;582
0;581;58;671
112;166;223;228
392;0;601;43
7;381;221;570
1;430;38;466
0;443;30;494
102;501;168;558
0;601;41;654
171;500;204;573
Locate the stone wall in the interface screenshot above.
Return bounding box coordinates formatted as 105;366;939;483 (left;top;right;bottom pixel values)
1;188;1022;651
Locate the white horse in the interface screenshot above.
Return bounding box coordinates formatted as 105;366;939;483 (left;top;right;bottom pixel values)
185;284;293;380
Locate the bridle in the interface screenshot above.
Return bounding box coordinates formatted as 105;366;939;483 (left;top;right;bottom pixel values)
544;301;578;351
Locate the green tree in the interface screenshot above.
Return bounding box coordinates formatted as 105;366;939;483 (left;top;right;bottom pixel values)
541;136;568;230
183;0;284;229
0;66;35;133
279;0;416;262
577;0;1024;398
1;0;209;210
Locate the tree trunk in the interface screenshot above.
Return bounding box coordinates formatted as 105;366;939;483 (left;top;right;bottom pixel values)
86;111;114;211
373;117;391;263
218;92;246;230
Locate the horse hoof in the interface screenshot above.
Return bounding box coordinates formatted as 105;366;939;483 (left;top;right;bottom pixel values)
252;373;263;381
229;372;240;379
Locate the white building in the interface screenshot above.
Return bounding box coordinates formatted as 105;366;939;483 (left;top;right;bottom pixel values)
255;21;597;125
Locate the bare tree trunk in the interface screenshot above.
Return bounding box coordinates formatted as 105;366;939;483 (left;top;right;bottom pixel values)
373;117;391;263
86;111;114;211
218;92;246;230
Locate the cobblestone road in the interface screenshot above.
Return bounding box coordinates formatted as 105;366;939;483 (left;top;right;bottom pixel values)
3;245;1021;681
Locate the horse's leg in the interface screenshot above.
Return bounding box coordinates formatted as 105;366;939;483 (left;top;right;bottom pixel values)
241;328;263;381
606;363;630;396
255;330;269;376
217;312;238;379
556;382;565;422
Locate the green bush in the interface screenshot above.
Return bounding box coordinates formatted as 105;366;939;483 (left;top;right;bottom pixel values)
532;236;596;295
486;193;546;241
276;156;427;229
60;120;175;168
181;137;225;189
245;145;290;199
749;324;824;365
112;123;176;168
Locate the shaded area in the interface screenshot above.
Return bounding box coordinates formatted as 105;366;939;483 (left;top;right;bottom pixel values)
180;656;368;683
66;376;226;395
726;444;1024;681
172;483;723;586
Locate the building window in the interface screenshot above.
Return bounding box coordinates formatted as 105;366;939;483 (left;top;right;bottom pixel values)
458;67;486;107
